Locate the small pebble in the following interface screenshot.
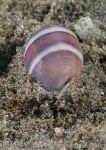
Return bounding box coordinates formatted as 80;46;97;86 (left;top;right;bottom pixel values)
74;16;99;40
54;127;63;138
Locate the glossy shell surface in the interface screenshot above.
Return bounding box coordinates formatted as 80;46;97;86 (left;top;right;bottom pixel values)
24;26;83;91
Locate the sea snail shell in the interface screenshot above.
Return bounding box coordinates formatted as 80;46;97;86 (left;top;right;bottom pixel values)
24;26;83;91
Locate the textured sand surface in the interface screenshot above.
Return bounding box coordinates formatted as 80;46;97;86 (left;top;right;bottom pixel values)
0;0;106;149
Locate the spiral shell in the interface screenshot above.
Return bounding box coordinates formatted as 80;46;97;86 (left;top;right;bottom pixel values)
24;26;83;91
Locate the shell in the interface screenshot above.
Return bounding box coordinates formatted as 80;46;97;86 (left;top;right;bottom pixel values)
24;26;83;91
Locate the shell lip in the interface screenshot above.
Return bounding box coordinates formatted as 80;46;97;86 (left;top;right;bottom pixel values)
38;77;73;92
24;25;78;57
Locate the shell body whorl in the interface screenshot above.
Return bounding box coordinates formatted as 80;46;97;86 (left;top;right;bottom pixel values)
24;26;83;91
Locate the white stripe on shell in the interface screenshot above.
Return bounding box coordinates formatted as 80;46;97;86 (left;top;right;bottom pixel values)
24;26;77;56
28;42;83;74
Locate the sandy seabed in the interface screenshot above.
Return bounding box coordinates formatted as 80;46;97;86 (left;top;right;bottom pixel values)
0;0;106;149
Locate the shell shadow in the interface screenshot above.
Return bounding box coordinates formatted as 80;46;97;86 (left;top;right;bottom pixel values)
0;43;16;76
25;94;88;128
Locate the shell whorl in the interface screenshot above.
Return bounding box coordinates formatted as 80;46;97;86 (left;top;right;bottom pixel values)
24;26;83;91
